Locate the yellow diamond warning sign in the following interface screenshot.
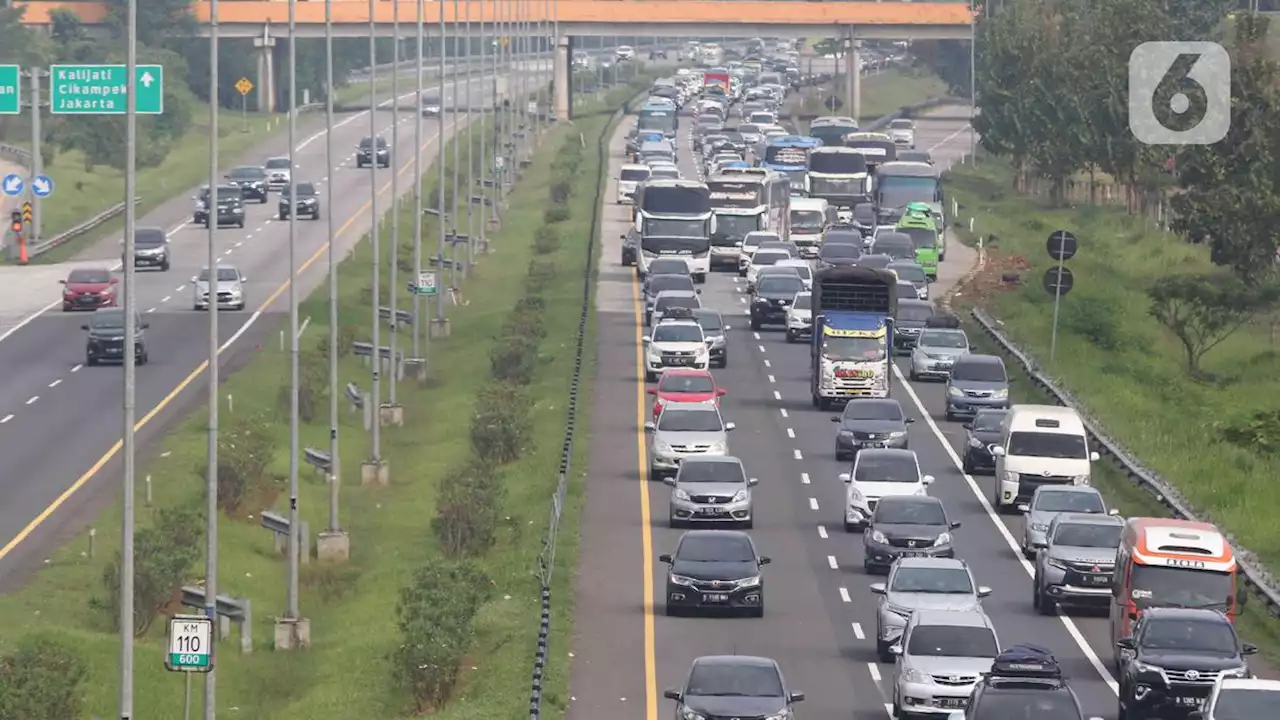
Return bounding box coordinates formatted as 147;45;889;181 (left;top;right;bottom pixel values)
234;77;254;96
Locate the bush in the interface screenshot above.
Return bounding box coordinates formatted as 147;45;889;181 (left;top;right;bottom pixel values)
1218;409;1280;456
92;505;202;636
215;413;276;514
390;560;493;712
279;352;327;423
489;333;540;385
0;634;88;720
432;461;506;557
544;203;571;224
504;295;547;341
469;382;531;464
534;224;561;254
1060;294;1124;351
549;179;572;205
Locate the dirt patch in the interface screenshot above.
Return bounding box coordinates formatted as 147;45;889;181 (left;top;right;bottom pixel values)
957;249;1032;307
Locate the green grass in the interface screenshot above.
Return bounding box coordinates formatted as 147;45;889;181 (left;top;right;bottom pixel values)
0;80;641;717
791;67;950;124
943;155;1280;656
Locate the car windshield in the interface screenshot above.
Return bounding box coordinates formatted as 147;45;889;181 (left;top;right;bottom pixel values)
845;401;902;421
975;691;1080;720
952;361;1005;383
265;158;291;169
697;116;722;127
658;409;723;432
135;230;165;247
890;265;927;283
282;183;317;197
908;626;998;658
890;119;914;129
875;500;946;525
229;167;264;180
739;124;761;134
971;412;1007;432
69;269;111;284
791;210;824;231
1035;490;1104;513
891;567;975;594
858;255;892;269
780;264;811;279
1131;565;1234;609
919;330;967;349
1052;523;1122;549
1008;432;1088;459
91;311;125;329
655;295;698;311
899;226;937;250
679;461;745;484
687;662;783;697
758;277;804;296
647;259;689;275
653;325;703;343
793;294;811;310
648;275;694;295
823;336;886;362
652;168;680;180
622;168;652;182
855;454;918;483
878;242;915;259
1212;689;1279;720
198;268;240;282
659;374;716;393
898;306;934;323
677;535;756;563
1142;619;1238;654
822;245;860;259
360;137;387;149
695;313;722;334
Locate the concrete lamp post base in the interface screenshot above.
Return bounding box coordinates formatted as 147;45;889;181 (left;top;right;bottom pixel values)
379;404;404;427
360;459;390;487
273;617;312;651
316;531;351;563
430;318;452;338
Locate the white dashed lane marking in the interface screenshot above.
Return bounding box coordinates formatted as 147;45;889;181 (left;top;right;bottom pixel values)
48;379;60;388
839;587;851;603
818;525;828;539
827;555;838;570
808;497;818;510
852;623;865;640
25;396;38;405
801;472;810;484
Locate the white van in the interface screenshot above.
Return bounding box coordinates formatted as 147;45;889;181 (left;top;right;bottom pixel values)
989;405;1102;513
789;197;833;259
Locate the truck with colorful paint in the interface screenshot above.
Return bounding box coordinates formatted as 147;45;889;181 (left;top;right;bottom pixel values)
810;266;898;409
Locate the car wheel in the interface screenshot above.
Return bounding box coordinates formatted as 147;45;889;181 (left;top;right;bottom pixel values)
644;371;656;383
944;410;954;422
312;212;321;220
748;605;763;618
961;453;973;474
86;356;97;367
817;397;832;411
160;262;170;271
279;212;287;220
877;639;894;663
844;521;856;533
785;330;795;343
664;604;680;617
236;303;245;311
750;318;760;331
237;220;245;228
669;516;681;529
717;356;727;369
139;352;148;366
742;518;753;530
835;451;847;462
1036;589;1056;616
694;273;706;284
908;368;918;381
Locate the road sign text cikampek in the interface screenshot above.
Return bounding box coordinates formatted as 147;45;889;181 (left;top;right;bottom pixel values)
50;64;164;115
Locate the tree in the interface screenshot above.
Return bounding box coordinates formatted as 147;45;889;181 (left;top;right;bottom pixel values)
1146;272;1280;376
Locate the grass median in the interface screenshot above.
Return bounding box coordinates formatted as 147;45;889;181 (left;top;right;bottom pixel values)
943;156;1280;660
0;77;649;718
790;67;950;124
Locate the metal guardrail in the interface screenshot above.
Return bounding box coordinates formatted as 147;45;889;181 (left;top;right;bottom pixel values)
969;306;1280;617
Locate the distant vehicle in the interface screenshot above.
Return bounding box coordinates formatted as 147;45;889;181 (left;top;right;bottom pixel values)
193;265;248;312
832;398;913;460
127;226;171;272
61;267;118;311
870;557;991;662
356;136;391;168
645;401;735;479
225;165;269;203
194;184;245;228
665;456;755;529
648;367;724;421
83;307;148;366
263;156;292;191
615;45;636;61
1033;512;1123;615
863;495;960;574
278;182;321;220
421;93;442;117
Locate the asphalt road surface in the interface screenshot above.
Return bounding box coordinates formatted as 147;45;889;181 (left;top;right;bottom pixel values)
0;62;551;585
569;82;1189;719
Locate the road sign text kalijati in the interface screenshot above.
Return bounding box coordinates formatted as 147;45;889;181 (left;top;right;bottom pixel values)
50;64;164;115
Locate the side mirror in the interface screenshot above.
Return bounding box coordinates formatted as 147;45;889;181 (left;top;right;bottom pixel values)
643;421;656;432
58;279;66;284
658;553;672;564
191;276;198;283
747;477;758;486
758;556;771;565
904;417;915;424
80;324;89;330
888;644;902;656
1032;541;1047;550
716;388;727;396
1089;451;1101;462
641;336;651;344
961;421;972;430
723;325;732;331
991;446;1005;457
1116;637;1134;650
724;422;736;431
1243;642;1258;655
949;521;962;529
869;582;887;595
110;277;119;284
922;475;935;485
140;322;150;329
839;472;851;483
830;416;841;423
647;388;656;395
662;476;675;486
1016;504;1030;513
1108;509;1120;516
663;689;682;701
788;692;805;703
977;586;992;598
694;288;701;294
240;277;248;282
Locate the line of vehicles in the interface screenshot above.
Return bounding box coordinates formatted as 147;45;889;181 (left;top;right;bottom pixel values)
611;40;1275;720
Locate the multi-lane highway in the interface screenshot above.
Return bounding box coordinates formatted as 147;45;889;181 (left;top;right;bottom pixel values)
0;62;549;583
568;85;1189;720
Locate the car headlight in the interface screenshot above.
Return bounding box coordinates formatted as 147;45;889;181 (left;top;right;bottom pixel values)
991;388;1008;399
1047;558;1069;571
870;530;887;544
903;667;931;684
1030;522;1048;532
736;575;761;588
1002;471;1018;484
670;574;697;587
1134;661;1165;676
709;442;727;453
838;429;853;437
654;441;672;454
967;437;983;448
1072;474;1091;486
233;208;243;214
762;713;791;720
948;386;964;397
933;532;952;546
673;488;691;501
680;709;706;720
1223;666;1249;678
889;431;906;438
755;297;768;304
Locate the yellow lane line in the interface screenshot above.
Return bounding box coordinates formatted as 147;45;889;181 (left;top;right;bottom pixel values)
632;270;659;720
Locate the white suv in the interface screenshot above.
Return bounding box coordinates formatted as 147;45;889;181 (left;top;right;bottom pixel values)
643;316;710;383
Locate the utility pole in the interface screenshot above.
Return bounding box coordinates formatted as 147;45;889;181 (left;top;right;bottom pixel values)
387;0;402;415
478;0;488;250
26;68;45;246
434;0;451;341
450;0;461;285
464;0;475;269
202;0;221;711
412;0;425;362
119;0;139;713
360;0;389;487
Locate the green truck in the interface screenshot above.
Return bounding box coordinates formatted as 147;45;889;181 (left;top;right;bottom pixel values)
895;202;940;280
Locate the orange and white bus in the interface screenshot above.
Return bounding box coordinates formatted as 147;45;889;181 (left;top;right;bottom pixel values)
1110;518;1246;648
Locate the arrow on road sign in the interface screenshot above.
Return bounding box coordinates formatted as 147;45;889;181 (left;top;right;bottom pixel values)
1;174;22;197
31;175;53;198
140;71;155;88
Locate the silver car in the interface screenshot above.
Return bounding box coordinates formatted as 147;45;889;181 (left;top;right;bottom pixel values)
871;557;991;661
1032;512;1124;616
644;401;735;479
908;328;970;381
665;455;756;528
890;608;999;720
263;156;292;191
1018;485;1113;559
192;265;247;311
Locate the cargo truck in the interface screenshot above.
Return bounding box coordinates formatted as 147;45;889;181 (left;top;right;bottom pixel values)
810;266;898;409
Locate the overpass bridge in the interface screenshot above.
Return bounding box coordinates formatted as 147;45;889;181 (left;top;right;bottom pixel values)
14;0;972;117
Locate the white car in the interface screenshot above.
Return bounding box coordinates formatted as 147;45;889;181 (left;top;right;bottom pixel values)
888;119;916;148
617;163;651;205
263;156;292;192
776;258;813;290
648;164;681;181
1200;677;1280;720
643;318;711;383
785;291;812;343
737;231;780;275
615;45;635;61
745;249;791;292
841;449;934;532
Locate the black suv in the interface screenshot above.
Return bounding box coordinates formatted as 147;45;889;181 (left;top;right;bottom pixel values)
357;136;391;168
749;273;806;331
83;308;149;366
195;185;246;228
128;226;170;271
1117;608;1255;720
278;182;321;220
225;165;269;203
961;409;1008;474
963;644;1094;720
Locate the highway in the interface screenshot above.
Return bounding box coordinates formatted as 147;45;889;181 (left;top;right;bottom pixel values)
570;81;1167;720
0;62;549;583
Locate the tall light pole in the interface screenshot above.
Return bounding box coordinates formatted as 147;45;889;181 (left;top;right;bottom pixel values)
284;0;303;636
388;0;401;407
412;0;425;359
119;0;139;713
478;0;488;248
464;0;475;269
202;0;221;711
436;0;449;337
367;0;384;473
323;0;343;546
450;0;461;283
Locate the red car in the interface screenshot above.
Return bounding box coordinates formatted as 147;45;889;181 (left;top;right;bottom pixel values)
61;267;118;311
647;368;726;421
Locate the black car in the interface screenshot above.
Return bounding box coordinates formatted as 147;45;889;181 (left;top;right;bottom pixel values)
824;228;864;247
660;530;769;616
894;299;936;353
749;274;805;330
225;165;269;203
969;645;1090;720
818;242;862;268
832;398;913;460
693;308;729;368
857;253;893;270
357;136;391;168
278;182;321;220
649;48;668;60
644;273;698;324
863;496;960;573
129;226;170;271
961;409;1008;474
194;185;246;228
872;232;917;262
1118;609;1256;719
83;308;148;366
665;656;803;720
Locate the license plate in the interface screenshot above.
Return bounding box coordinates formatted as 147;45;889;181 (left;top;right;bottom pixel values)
1176;697;1203;708
1084;574;1109;585
697;507;724;516
702;593;729;603
863;442;887;449
939;698;967;709
900;551;926;557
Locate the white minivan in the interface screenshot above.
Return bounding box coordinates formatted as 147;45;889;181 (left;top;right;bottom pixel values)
989;405;1101;513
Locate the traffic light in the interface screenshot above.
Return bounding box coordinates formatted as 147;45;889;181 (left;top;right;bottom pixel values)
9;210;21;234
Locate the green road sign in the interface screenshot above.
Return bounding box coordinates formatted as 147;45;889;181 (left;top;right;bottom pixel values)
0;66;19;116
49;64;164;115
